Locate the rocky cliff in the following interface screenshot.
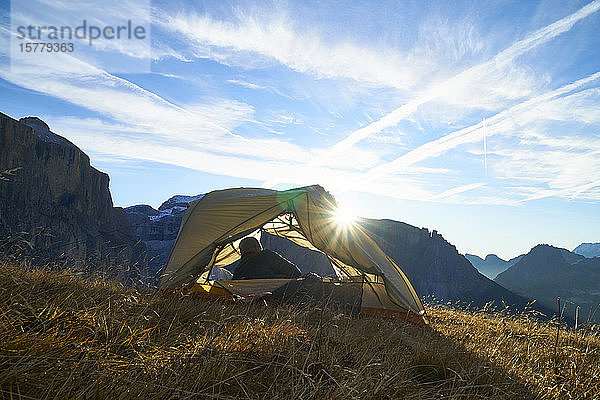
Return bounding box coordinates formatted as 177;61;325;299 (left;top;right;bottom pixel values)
495;244;600;324
360;219;550;313
0;113;145;277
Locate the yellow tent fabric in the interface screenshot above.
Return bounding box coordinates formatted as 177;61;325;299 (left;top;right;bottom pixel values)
160;185;425;320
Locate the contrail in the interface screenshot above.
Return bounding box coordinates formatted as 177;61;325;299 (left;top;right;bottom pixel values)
360;71;600;182
434;182;487;200
483;117;487;176
326;0;600;155
263;0;600;188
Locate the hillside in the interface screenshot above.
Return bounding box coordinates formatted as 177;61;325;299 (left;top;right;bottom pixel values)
495;244;600;324
465;253;523;279
0;113;144;275
1;262;598;399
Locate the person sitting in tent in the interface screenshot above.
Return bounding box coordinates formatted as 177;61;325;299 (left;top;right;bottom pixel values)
233;237;302;280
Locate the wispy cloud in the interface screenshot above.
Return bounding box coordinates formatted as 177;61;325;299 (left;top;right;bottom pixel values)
47;116;390;193
226;78;294;99
226;79;265;90
4;0;600;210
359;72;600;204
434;183;486;200
327;0;600;154
3;18;388;187
3;60;242;140
362;72;600;179
491;143;600;202
158;11;431;90
2;41;326;166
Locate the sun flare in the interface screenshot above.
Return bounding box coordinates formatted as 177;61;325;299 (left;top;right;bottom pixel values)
334;205;356;227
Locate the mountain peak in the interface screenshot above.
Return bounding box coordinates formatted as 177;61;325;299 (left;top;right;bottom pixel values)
465;253;483;261
495;244;600;324
158;194;204;211
573;242;600;258
19;116;49;131
530;243;560;252
525;244;569;263
484;254;505;262
19;116;77;149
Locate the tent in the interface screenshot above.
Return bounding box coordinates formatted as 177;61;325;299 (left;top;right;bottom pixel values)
160;185;426;325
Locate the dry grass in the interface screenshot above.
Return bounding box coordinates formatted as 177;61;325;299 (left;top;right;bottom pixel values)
0;263;598;399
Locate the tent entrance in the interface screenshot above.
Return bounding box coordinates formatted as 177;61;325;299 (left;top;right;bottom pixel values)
202;211;367;283
161;185;426;325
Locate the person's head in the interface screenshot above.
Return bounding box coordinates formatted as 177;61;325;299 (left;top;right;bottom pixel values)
239;236;262;257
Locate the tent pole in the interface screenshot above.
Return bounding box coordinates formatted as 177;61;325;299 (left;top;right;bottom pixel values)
204;244;221;284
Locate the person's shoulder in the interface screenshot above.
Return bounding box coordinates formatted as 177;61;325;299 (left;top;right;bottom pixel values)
262;249;287;260
263;249;298;267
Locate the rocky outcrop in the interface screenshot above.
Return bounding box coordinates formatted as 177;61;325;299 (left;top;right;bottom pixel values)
495;244;600;324
465;253;523;280
0;113;145;278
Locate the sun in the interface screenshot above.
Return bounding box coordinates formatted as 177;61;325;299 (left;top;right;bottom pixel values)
334;205;356;227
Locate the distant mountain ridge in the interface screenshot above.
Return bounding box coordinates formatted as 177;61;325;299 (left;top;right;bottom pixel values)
465;253;523;279
495;244;600;324
574;242;600;258
124;194;203;279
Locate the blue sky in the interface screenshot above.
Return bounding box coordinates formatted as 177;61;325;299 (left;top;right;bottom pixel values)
1;0;599;259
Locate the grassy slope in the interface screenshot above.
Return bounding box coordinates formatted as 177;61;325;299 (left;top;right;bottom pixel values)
0;263;598;399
